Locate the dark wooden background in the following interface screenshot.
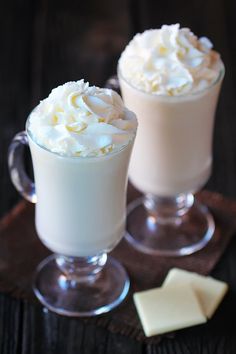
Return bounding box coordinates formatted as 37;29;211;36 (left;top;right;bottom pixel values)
1;0;236;352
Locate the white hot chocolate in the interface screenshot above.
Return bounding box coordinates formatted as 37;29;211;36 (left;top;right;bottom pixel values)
27;80;137;257
118;24;224;196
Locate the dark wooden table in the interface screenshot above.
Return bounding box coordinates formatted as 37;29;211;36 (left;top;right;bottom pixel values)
1;0;236;352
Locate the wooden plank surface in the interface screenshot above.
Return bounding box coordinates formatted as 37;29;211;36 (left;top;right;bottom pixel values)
1;0;236;352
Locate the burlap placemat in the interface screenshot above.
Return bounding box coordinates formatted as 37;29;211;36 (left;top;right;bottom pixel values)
0;186;235;344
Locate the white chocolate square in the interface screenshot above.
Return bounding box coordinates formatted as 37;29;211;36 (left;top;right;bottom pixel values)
163;268;228;319
133;284;206;337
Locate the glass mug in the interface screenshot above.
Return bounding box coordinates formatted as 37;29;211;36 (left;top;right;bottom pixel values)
8;116;135;316
108;63;224;257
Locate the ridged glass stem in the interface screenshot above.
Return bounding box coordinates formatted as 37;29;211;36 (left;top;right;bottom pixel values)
144;193;194;225
56;253;107;287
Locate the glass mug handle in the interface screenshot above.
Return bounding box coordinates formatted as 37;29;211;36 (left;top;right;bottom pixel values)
105;75;120;93
8;131;37;203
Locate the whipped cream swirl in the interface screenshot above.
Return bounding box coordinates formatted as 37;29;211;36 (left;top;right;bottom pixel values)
28;80;137;157
119;24;223;95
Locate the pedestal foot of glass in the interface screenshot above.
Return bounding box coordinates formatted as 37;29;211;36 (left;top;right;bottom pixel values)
126;193;215;257
33;253;130;317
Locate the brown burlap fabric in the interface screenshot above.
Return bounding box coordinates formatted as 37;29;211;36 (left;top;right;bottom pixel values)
0;186;235;344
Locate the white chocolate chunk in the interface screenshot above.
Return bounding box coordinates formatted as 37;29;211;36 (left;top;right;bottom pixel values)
163;268;228;319
133;284;206;337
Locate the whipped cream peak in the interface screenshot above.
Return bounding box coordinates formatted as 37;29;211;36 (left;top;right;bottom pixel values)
119;24;223;95
28;80;137;157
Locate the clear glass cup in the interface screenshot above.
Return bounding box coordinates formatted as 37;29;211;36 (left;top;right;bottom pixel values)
8;114;135;316
113;64;225;257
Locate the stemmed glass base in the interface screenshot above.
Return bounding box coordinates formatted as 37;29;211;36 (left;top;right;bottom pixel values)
33;253;130;317
126;193;215;257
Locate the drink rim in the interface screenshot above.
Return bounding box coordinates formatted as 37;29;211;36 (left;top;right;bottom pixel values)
26;115;136;161
117;62;225;100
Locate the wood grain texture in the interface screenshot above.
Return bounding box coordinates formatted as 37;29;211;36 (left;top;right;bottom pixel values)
0;189;234;348
1;0;236;352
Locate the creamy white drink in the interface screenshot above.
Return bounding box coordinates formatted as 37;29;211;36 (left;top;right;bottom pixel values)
27;80;137;257
118;24;224;197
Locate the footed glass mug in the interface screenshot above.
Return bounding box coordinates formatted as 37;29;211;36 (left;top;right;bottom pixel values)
107;63;225;257
8;117;135;316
